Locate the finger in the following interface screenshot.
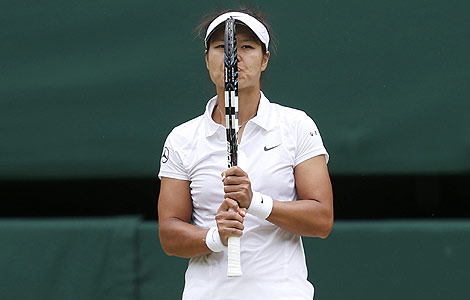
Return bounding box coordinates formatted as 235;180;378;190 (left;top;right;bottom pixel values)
217;199;229;212
219;227;244;242
221;171;246;185
223;184;238;193
217;198;240;213
217;218;245;231
216;213;245;241
223;175;249;186
223;166;246;177
225;194;250;209
224;191;243;202
218;225;244;246
224;186;250;198
224;183;250;194
225;198;240;211
216;209;244;223
217;221;244;237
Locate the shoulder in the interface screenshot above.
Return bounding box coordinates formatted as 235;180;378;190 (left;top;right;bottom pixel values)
266;100;324;146
166;97;216;142
271;102;308;117
163;114;204;152
269;101;315;129
161;114;205;166
169;115;204;138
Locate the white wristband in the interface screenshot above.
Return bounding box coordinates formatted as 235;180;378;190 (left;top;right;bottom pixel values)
248;192;273;220
205;226;226;252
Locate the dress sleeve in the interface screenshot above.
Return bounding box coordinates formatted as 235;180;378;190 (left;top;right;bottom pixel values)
294;113;329;166
158;132;189;180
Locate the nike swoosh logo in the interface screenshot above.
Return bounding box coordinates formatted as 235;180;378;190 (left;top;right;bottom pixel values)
264;144;281;151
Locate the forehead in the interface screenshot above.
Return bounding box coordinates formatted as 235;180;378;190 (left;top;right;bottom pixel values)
209;24;261;43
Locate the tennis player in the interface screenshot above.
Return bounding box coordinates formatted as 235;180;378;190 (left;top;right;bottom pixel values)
158;8;333;300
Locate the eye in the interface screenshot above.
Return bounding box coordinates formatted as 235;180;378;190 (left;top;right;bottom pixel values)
215;44;224;49
241;44;254;49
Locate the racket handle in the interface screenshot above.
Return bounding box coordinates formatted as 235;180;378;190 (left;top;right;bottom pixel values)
227;235;242;277
227;207;242;277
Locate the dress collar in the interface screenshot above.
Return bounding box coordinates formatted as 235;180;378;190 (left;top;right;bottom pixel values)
203;91;274;138
203;95;221;138
250;91;273;131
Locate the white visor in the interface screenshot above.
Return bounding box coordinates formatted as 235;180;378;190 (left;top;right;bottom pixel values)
204;12;269;51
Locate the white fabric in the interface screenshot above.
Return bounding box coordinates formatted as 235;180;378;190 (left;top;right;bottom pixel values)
158;92;329;300
204;11;270;51
248;191;273;220
205;226;226;252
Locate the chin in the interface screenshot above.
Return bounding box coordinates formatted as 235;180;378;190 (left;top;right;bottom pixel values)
238;83;259;91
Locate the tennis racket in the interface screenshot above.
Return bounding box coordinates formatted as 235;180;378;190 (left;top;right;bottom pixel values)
224;17;242;277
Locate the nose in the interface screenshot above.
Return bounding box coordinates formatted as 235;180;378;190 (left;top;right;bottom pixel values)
237;50;242;63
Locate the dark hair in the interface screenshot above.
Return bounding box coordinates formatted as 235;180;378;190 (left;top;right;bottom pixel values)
194;7;276;54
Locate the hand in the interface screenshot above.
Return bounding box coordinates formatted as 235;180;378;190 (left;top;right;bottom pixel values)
221;166;253;209
216;198;246;246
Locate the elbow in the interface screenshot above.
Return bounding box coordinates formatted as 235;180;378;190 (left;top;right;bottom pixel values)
303;214;333;239
319;218;333;239
159;237;174;256
158;227;178;256
318;212;334;239
160;240;176;256
318;198;334;239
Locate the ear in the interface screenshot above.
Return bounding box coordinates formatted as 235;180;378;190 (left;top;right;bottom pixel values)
261;50;270;72
205;49;209;70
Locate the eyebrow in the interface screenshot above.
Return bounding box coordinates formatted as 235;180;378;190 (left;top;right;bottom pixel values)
212;38;254;43
211;34;257;44
238;38;257;42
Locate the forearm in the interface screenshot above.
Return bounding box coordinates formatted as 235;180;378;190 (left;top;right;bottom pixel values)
159;218;211;258
267;199;333;238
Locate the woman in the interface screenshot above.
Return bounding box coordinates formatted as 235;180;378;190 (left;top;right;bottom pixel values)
158;9;333;300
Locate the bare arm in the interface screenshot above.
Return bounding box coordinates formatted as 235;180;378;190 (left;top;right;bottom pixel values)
158;177;246;258
267;155;333;238
158;177;210;258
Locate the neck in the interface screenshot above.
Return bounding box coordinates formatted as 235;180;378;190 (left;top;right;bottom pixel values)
213;86;261;126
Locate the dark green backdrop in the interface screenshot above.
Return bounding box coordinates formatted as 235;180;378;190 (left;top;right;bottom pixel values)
1;218;469;300
1;0;469;179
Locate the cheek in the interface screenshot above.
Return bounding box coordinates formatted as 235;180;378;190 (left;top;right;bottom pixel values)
207;56;224;73
206;56;225;85
244;54;265;70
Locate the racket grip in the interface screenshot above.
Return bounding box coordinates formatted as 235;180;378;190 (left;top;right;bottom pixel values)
227;235;242;277
227;207;242;276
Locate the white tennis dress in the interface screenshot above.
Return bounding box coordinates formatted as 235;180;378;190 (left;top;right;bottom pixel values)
159;92;329;300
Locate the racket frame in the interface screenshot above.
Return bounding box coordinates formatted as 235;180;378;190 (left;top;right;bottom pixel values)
224;17;242;277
